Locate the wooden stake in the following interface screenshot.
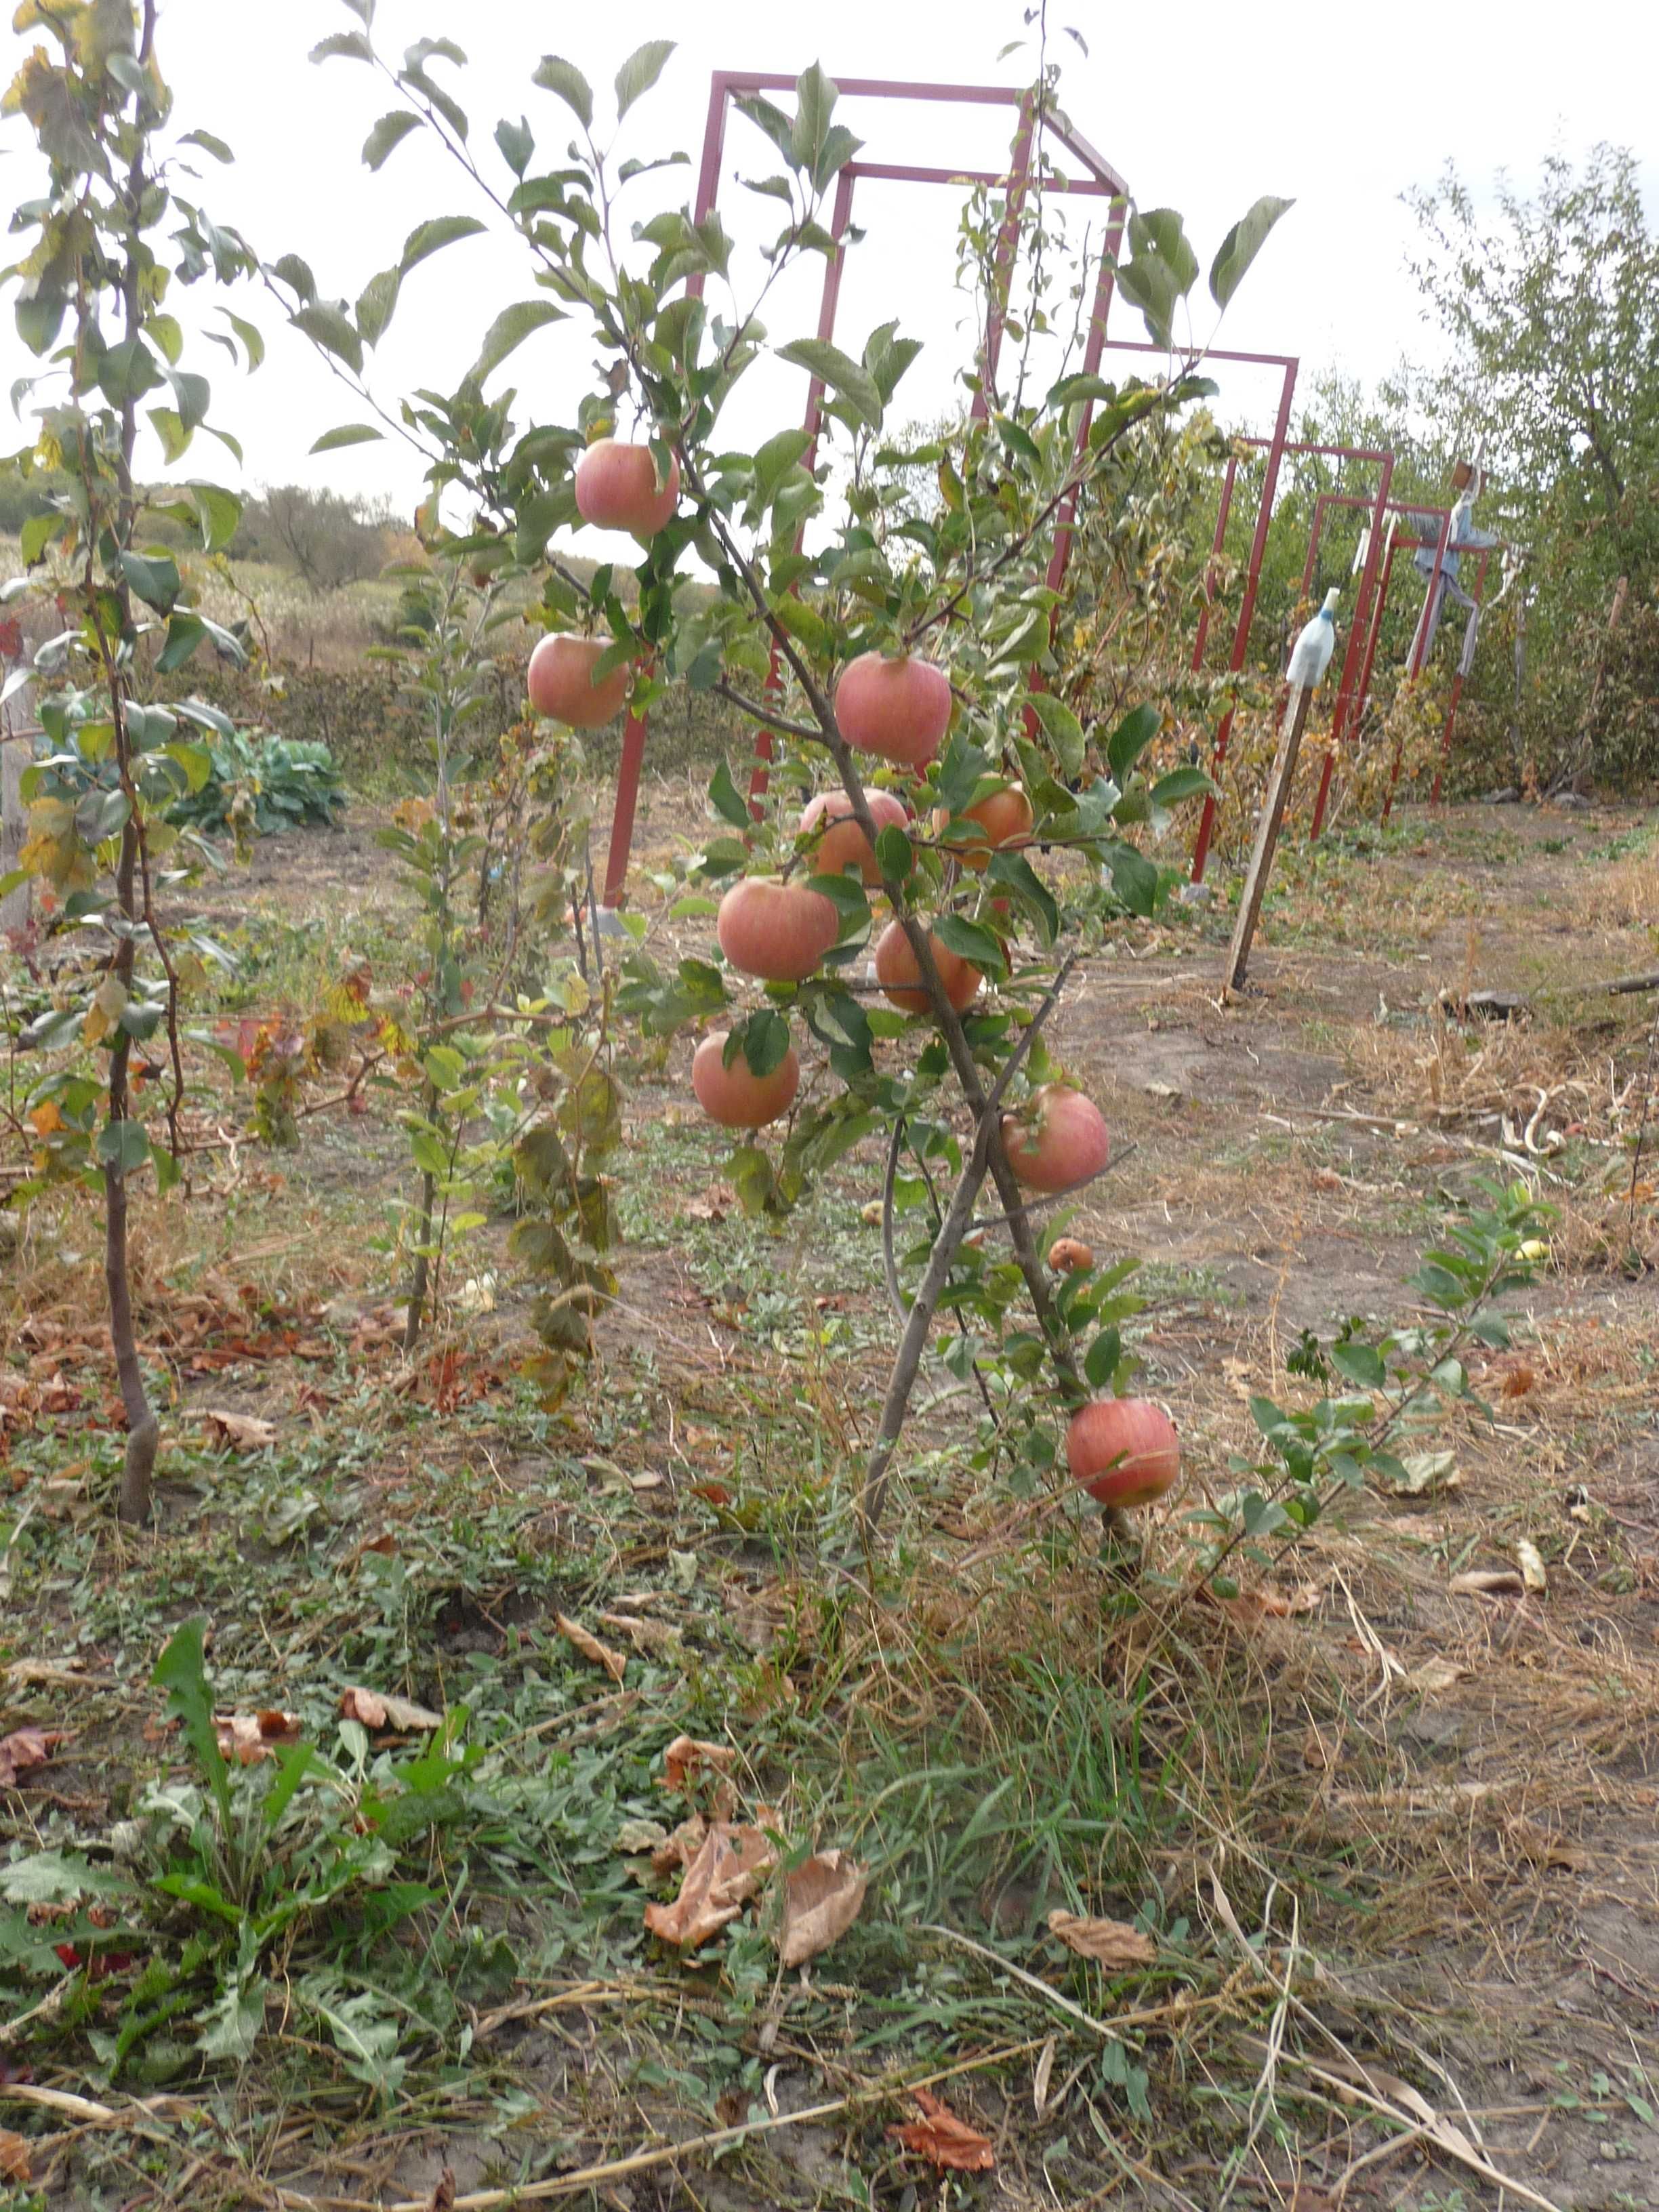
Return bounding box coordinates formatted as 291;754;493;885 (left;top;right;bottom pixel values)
1223;681;1317;996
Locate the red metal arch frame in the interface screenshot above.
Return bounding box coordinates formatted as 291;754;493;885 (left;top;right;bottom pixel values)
600;70;1132;909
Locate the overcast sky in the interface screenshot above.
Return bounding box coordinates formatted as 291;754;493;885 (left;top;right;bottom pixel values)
4;0;1656;526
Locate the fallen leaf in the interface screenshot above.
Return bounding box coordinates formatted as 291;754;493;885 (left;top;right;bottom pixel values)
644;1820;776;1950
663;1734;737;1789
1450;1569;1525;1598
1501;1364;1536;1398
1032;2035;1056;2118
1301;1725;1336;1771
597;1612;681;1654
3;1658;98;1692
778;1849;868;1967
615;1818;669;1856
426;2167;455;2212
1390;1450;1460;1497
340;1687;443;1733
213;1710;301;1765
554;1614;627;1683
1516;1539;1548;1594
1403;1657;1469;1694
198;1409;277;1452
888;2086;996;2173
651;1813;707;1874
1046;1909;1157;1970
0;2128;30;2183
0;1727;65;1788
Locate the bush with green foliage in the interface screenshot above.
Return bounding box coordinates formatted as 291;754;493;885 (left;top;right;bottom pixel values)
169;727;347;838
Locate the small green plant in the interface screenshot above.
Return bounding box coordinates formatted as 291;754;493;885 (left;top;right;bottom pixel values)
1191;1181;1552;1585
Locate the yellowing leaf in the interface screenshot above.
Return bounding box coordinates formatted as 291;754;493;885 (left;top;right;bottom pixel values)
198;1409;277;1452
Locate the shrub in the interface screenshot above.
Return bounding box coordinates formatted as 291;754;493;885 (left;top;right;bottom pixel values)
170;728;347;838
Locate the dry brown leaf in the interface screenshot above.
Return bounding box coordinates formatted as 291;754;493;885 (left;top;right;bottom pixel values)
1300;1725;1336;1771
651;1813;707;1875
1500;1363;1536;1398
1046;1909;1157;1970
643;1820;776;1950
1450;1568;1526;1598
663;1734;737;1788
0;2128;30;2183
554;1614;627;1683
1516;1539;1548;1594
213;1710;301;1765
3;1658;96;1690
597;1612;680;1654
777;1849;867;1967
1032;2035;1056;2118
340;1686;443;1734
198;1408;277;1452
0;1726;65;1788
425;2167;455;2212
888;2086;996;2173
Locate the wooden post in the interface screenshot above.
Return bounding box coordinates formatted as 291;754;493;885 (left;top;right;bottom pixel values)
1223;682;1317;996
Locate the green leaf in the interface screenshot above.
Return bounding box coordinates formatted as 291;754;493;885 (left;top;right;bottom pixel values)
986;850;1058;945
469;299;562;384
615;39;674;120
874;823;914;882
1330;1340;1387;1390
399;214;486;274
147;407;190;464
119;550;181;613
1107;702;1162;782
291;302;365;375
310;422;384;453
310;30;374;63
180;128;234;163
1149;764;1214;807
1084;1326;1122;1389
533;54;593;128
775;337;882;430
16;289;66;356
737;1008;790;1080
1028;692;1086;779
1128;209;1199;295
790;62;836;180
749;426;813;516
1209;195;1294;310
495;115;534;174
933;913;1006;977
96;1118;150;1179
354;267;401;347
156;613;207;673
708;760;750;830
1101;840;1160;918
20;510;58;567
363;109;422;169
270;253;317;304
215;307;265;370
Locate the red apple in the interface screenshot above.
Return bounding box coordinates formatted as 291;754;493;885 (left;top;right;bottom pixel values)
874;919;982;1014
1066;1397;1181;1508
798;787;909;886
1001;1086;1109;1194
527;634;630;728
716;876;840;983
834;653;952;768
692;1032;800;1128
574;438;680;536
934;781;1035;870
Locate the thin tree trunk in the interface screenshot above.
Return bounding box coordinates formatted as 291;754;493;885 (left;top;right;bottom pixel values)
110;813;159;1523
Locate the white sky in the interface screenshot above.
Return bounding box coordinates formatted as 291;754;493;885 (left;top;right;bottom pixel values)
4;0;1657;529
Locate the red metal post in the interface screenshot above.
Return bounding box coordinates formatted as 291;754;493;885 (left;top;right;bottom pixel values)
1310;449;1393;838
1189;355;1299;883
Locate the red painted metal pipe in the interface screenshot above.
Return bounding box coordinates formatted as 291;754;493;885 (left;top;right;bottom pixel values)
1310;450;1394;838
1189;356;1299;882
